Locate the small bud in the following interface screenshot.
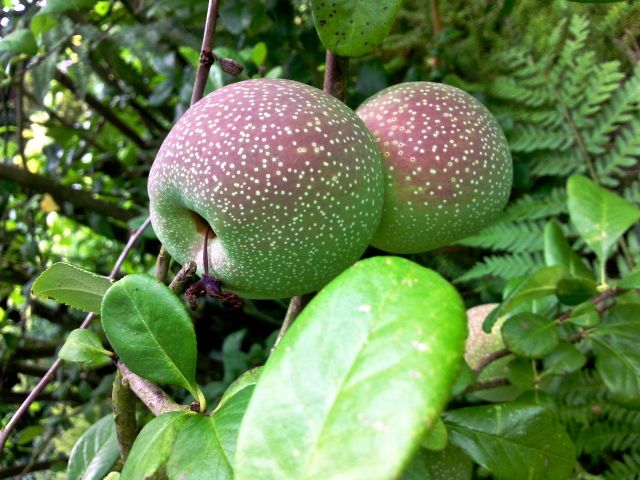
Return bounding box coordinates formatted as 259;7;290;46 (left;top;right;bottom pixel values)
218;57;244;76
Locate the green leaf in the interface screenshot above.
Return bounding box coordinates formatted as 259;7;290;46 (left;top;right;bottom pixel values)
32;262;112;314
101;275;201;403
618;267;640;289
502;266;566;314
506;357;535;390
311;0;402;57
39;0;94;14
30;52;58;104
30;13;59;36
216;367;261;411
59;329;112;367
543;342;586;375
567;175;640;265
0;29;38;56
168;386;254;480
121;412;190;480
67;415;120;480
251;42;267;66
421;417;448;451
502;312;559;358
568;301;600;327
543;219;594;279
556;277;597;306
569;0;624;2
402;444;472;480
235;257;467;480
590;305;640;407
444;403;575;480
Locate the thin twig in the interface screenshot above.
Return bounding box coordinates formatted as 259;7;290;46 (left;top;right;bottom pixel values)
15;63;26;169
0;219;151;453
168;261;198;293
463;377;509;394
430;0;443;69
272;294;311;351
155;246;171;284
323;51;349;102
191;0;221;105
117;363;187;416
0;458;68;479
112;368;138;462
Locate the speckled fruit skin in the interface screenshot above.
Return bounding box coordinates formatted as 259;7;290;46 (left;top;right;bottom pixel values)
148;79;384;299
356;82;513;254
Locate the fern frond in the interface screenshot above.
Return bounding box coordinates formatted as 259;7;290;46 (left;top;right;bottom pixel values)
595;118;640;187
501;188;567;221
576;424;640;456
603;451;640;480
589;62;640;150
457;220;545;253
509;125;571;152
457;252;544;282
531;150;587;178
623;180;640;204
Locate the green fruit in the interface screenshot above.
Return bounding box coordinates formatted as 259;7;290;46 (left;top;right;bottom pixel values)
465;303;517;402
148;79;384;299
356;82;513;254
464;303;504;372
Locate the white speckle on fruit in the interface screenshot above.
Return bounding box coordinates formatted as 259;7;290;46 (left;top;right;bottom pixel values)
411;340;429;352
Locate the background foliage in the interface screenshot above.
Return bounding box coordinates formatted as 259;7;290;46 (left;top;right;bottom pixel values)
0;0;639;478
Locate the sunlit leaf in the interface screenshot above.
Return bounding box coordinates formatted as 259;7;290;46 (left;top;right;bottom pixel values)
59;329;112;367
32;262;112;314
311;0;402;57
235;257;467;480
567;175;640;266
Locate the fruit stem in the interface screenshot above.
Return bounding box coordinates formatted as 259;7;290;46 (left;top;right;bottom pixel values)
203;226;212;277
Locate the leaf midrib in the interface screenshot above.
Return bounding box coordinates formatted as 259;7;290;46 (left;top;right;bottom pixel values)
122;287;194;392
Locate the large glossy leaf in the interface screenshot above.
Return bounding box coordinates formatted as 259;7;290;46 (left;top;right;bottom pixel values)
168;386;254;480
32;262;112;314
121;412;190;480
567;175;640;265
444;404;576;480
544;220;594;279
0;28;37;56
235;256;467;480
58;329;112;367
67;415;120;480
101;274;202;404
590;305;640;407
502;312;559;358
311;0;402;57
